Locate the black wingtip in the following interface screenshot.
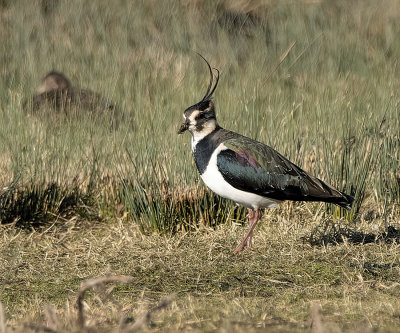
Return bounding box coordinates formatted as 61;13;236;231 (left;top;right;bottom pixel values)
336;192;354;210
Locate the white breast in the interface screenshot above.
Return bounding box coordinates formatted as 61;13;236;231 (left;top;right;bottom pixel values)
199;144;281;210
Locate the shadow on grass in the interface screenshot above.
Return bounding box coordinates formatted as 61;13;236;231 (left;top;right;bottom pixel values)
305;221;400;246
305;221;400;276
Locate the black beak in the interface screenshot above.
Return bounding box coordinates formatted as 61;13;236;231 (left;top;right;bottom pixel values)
177;120;189;134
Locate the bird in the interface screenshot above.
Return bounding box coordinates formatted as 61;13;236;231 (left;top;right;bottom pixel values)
26;71;117;118
178;55;354;254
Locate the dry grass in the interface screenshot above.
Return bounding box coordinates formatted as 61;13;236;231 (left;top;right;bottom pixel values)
1;203;400;332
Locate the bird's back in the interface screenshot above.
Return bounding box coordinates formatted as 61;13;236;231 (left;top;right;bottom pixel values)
195;127;353;209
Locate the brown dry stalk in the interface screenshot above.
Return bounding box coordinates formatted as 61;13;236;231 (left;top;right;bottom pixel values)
44;306;61;333
76;275;134;329
263;40;296;83
310;301;324;333
0;302;5;333
121;295;174;333
23;323;58;333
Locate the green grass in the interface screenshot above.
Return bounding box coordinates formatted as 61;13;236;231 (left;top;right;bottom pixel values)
0;0;400;331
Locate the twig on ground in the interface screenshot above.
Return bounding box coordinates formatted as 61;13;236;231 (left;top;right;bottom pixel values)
310;301;324;333
76;275;134;329
0;302;5;333
44;306;61;333
23;323;58;333
121;294;175;333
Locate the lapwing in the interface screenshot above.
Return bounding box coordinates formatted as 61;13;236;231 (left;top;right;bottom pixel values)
27;71;116;115
178;55;354;254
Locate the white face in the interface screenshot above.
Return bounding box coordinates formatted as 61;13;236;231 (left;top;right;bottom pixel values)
36;74;70;94
178;99;217;140
183;110;216;137
186;110;200;132
36;77;59;94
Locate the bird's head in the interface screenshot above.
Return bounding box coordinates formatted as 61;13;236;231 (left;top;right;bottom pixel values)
178;54;219;137
36;71;71;94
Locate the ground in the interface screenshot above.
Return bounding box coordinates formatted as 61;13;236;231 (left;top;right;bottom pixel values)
1;203;400;332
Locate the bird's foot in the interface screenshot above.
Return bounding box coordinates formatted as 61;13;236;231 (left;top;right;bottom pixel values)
232;231;254;254
232;240;248;255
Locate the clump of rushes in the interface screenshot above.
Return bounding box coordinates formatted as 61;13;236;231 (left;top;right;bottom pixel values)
119;154;246;233
0;181;100;227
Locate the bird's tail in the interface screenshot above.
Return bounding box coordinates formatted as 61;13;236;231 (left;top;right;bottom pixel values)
308;176;354;210
334;192;354;210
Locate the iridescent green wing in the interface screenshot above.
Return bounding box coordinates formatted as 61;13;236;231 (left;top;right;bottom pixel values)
218;136;336;201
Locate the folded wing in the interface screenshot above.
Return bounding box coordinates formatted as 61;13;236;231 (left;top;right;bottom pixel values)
217;136;353;208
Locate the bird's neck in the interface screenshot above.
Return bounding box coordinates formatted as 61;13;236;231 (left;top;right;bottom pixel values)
191;122;220;150
191;125;226;174
190;120;219;150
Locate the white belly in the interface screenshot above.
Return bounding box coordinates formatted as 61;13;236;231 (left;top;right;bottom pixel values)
199;144;281;210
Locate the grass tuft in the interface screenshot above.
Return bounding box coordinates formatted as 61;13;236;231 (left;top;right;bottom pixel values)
0;181;100;227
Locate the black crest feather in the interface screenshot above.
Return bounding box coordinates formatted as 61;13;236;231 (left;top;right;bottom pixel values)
196;53;219;103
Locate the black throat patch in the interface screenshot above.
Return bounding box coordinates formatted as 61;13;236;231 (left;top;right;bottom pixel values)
193;126;235;175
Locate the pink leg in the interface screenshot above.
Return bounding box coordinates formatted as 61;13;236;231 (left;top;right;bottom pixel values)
232;209;261;255
246;209;255;247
